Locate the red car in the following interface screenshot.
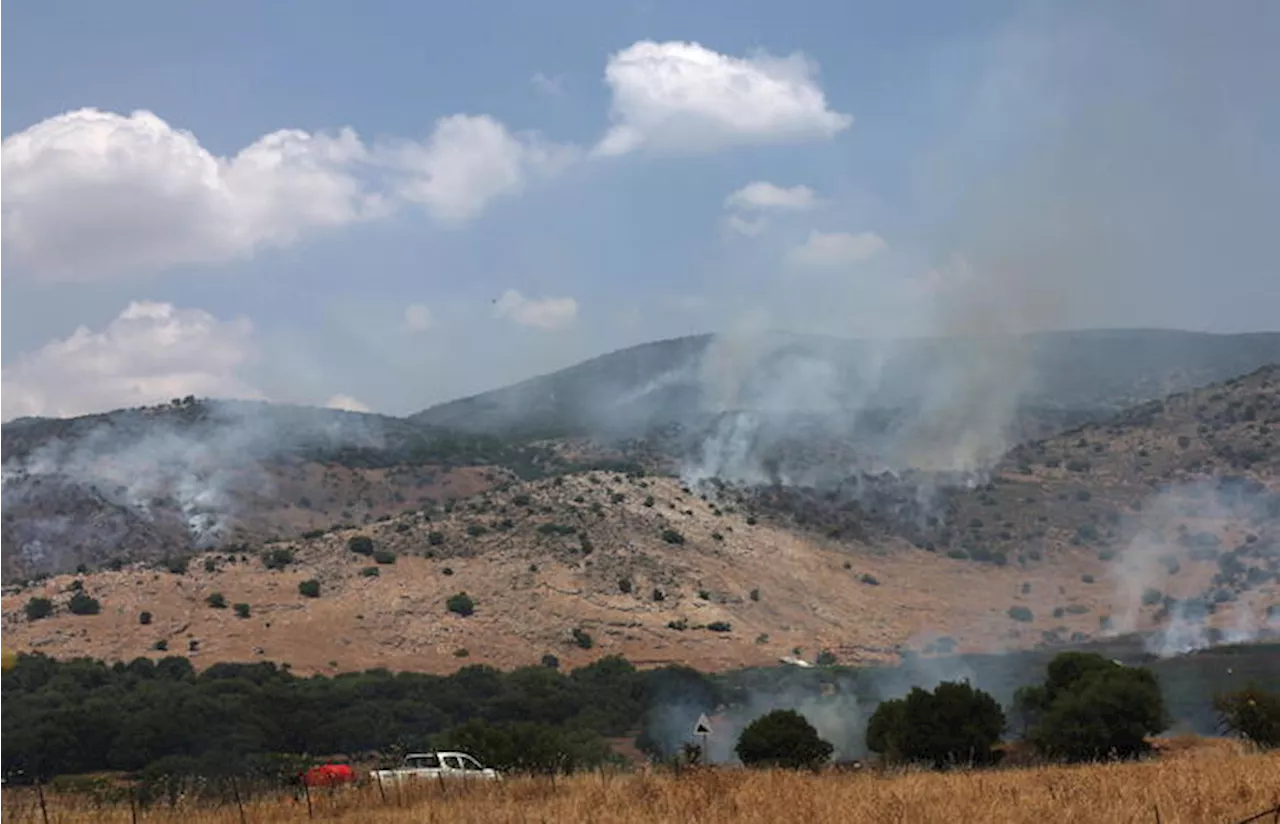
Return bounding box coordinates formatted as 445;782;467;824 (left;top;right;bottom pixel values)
301;763;357;787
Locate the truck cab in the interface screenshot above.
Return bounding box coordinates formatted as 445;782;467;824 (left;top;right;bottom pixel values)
371;751;501;783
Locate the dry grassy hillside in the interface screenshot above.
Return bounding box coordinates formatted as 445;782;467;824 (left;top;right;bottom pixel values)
4;462;1275;675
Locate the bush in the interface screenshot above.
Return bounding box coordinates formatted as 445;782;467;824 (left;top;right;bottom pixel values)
153;639;168;651
866;681;1005;768
262;548;294;570
24;597;54;621
206;592;227;609
373;549;397;565
661;529;685;545
860;573;880;586
736;709;833;770
234;603;251;619
68;592;101;616
541;654;560;669
815;649;837;666
706;621;732;633
466;524;488;537
1017;652;1167;761
1214;685;1280;748
361;566;380;577
618;578;633;594
348;536;374;556
298;579;321;598
1007;606;1034;622
164;556;189;575
428;531;445;546
447;592;475;617
572;628;594;649
749;588;760;602
139;610;153;625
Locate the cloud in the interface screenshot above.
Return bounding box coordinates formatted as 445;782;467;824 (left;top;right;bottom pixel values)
2;109;577;281
531;72;567;97
387;114;578;223
1;109;385;282
324;394;372;413
723;214;768;237
491;289;579;330
1;301;262;421
404;303;434;332
725;182;818;212
785;230;888;268
595;40;852;156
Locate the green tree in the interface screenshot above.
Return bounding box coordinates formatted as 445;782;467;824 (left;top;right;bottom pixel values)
1020;652;1167;762
865;681;1005;768
447;592;475;616
1213;684;1280;749
298;579;321;598
206;592;227;609
68;592;101;616
24;597;54;620
347;535;374;556
735;709;832;770
234;603;251;619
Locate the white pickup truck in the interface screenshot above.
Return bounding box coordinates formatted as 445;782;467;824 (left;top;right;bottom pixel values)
371;752;501;783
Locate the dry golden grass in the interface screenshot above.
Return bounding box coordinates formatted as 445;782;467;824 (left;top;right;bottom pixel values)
4;749;1279;824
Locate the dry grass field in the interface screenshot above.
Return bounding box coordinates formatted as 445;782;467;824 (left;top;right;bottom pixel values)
4;744;1277;824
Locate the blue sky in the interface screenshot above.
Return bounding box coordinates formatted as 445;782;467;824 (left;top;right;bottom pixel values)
3;0;1277;420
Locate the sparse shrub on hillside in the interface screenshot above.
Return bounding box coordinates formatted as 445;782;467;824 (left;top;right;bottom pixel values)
262;548;294;570
164;556;189;575
302;529;325;540
1098;548;1117;562
860;573;880;586
1081;574;1095;584
746;517;758;526
644;496;655;507
1018;652;1167;762
652;588;666;602
611;493;625;504
707;621;732;633
1066;459;1091;473
348;535;374;556
541;653;560;669
68;592;101;615
618;578;633;594
667;618;688;631
749;588;760;602
153;639;168;651
373;549;397;564
1214;684;1280;748
711;531;724;541
298;579;321;598
736;709;833;770
139;611;152;625
1141;588;1164;606
866;681;1005;768
947;549;969;560
466;524;489;537
24;597;53;621
428;531;445;546
206;592;227;609
661;529;685;545
538;523;576;536
234;603;251;619
572;627;594;649
203;558;217;573
1008;606;1034;622
447;592;475;616
361;566;380;577
816;649;837;666
512;494;531;507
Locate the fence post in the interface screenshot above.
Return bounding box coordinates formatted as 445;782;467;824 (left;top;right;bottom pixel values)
36;781;50;824
302;779;313;819
130;786;140;824
230;775;247;824
375;772;387;804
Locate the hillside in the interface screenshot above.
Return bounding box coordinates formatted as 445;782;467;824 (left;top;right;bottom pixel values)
411;329;1280;438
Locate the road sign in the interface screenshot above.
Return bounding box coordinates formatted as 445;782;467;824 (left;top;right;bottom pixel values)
693;714;713;736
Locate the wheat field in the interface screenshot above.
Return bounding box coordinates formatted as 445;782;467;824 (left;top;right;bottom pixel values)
3;746;1278;824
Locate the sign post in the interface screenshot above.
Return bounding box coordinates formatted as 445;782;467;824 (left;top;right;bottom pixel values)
693;713;714;765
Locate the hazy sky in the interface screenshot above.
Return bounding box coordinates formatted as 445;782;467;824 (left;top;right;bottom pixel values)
3;0;1277;420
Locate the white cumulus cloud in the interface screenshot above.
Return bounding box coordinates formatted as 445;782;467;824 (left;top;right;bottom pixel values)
324;394;372;413
387;114;578;223
595;40;852;156
786;230;888;268
1;301;263;421
492;289;579;330
404;303;434;332
725;182;818;212
2;109;579;281
1;109;384;282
